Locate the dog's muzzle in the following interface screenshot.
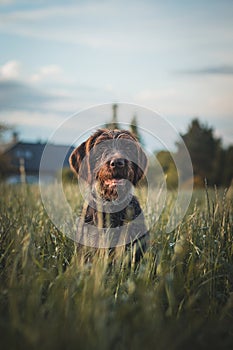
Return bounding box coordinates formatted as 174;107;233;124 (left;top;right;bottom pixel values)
110;158;126;169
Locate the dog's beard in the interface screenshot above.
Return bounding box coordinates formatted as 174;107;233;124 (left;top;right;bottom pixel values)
95;178;132;201
94;162;134;201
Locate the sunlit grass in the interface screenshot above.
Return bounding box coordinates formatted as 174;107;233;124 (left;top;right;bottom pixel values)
0;183;232;350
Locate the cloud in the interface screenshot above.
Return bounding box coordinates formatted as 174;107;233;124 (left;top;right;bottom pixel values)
0;60;75;113
0;0;232;54
0;60;116;115
0;3;106;20
178;65;233;76
0;3;125;49
0;60;21;80
30;64;63;82
0;2;192;51
0;79;55;111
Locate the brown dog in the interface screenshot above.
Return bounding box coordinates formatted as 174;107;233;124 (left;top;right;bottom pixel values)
69;128;149;262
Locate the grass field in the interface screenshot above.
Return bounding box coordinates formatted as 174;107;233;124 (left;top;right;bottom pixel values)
0;183;233;350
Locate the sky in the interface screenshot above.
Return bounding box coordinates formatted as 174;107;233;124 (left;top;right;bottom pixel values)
0;0;233;150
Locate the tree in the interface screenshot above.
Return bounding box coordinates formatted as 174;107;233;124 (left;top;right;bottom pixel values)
129;114;143;145
222;146;233;187
176;118;223;186
0;123;13;179
105;104;120;130
156;151;178;190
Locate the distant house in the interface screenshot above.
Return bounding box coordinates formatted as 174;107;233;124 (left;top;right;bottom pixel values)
2;137;74;183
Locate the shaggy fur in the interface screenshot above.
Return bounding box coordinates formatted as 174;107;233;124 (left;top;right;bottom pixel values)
69;128;149;261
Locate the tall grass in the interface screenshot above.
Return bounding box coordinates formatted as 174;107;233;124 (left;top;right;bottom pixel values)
0;183;232;350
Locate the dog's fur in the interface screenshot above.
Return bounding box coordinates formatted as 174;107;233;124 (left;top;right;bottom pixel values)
69;128;149;261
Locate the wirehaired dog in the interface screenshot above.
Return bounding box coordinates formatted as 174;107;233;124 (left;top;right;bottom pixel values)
69;129;149;262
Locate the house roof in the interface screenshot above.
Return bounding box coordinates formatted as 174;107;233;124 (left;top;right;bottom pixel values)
4;141;74;174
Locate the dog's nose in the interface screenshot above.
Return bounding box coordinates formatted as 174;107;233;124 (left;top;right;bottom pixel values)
110;158;125;168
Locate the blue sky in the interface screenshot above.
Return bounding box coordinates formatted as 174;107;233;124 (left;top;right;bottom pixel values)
0;0;233;149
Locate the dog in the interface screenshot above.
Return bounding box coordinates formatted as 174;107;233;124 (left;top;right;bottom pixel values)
69;128;149;262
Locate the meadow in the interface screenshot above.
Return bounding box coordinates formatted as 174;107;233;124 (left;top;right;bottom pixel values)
0;183;232;350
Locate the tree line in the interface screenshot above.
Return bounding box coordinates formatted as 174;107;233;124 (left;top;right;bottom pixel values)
0;115;232;188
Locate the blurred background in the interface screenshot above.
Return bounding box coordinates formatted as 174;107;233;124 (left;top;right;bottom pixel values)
0;0;233;186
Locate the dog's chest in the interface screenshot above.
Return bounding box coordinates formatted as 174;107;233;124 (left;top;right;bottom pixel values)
84;196;142;228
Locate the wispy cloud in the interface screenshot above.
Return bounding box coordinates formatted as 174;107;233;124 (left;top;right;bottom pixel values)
30;64;63;83
0;60;116;115
0;59;65;114
0;2;134;49
0;0;233;60
0;79;56;111
0;2;209;51
178;65;233;76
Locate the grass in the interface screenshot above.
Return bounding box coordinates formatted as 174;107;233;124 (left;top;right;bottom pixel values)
0;183;233;350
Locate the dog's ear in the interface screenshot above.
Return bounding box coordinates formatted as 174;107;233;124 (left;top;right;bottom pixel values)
69;141;88;179
69;129;106;182
133;145;148;185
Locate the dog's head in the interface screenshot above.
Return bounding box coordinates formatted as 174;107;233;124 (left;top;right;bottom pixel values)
69;129;148;200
